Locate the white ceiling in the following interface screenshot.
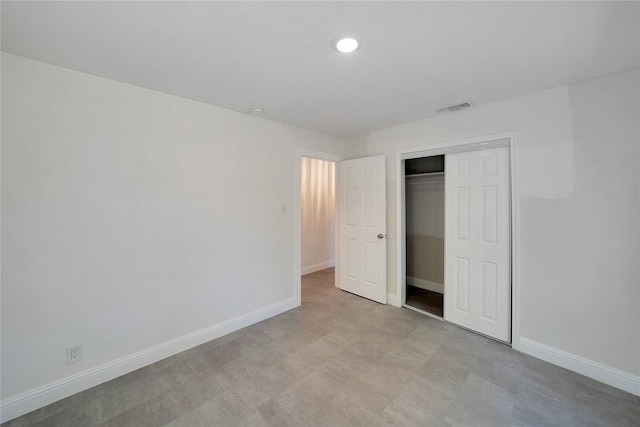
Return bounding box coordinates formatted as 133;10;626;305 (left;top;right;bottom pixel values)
2;1;639;138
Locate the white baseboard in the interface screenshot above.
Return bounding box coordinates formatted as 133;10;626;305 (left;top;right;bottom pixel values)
0;297;298;423
406;276;444;294
301;260;335;275
519;337;640;397
387;292;400;307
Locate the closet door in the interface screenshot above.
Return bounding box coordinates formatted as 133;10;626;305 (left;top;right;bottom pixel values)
444;147;510;341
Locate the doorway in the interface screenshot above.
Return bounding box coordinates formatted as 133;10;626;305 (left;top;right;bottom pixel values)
300;157;336;276
404;155;445;317
294;149;343;306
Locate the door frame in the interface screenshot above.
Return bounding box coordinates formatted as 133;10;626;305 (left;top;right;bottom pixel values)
294;148;344;306
395;132;521;349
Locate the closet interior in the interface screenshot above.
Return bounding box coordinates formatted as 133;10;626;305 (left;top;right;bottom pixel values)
404;155;445;317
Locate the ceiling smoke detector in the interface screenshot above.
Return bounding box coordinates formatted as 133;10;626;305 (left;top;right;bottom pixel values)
437;101;475;114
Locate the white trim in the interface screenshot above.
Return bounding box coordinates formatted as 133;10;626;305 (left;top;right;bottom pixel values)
395;132;520;346
397;132;513;158
0;297;297;423
403;303;443;320
387;292;400;307
519;338;640;397
406;276;444;294
396;154;407;306
509;134;522;350
301;260;335;275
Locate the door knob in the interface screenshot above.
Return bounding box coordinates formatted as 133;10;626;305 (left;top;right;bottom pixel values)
377;234;385;239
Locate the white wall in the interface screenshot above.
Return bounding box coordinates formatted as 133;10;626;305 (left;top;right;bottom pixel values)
346;69;640;380
406;177;445;239
300;157;335;275
0;53;344;414
2;51;638;418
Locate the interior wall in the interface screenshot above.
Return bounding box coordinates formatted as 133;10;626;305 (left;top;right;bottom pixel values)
300;157;335;274
0;53;345;402
345;68;640;378
405;176;445;291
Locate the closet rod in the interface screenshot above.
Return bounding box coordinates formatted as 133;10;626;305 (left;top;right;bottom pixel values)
405;180;444;185
405;171;444;178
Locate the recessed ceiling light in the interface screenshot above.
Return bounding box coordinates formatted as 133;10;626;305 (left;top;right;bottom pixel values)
251;106;264;115
336;37;359;53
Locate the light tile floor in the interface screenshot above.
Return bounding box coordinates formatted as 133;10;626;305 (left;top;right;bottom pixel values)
3;268;639;426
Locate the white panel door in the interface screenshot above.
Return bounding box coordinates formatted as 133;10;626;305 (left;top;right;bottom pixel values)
338;155;387;304
444;147;510;341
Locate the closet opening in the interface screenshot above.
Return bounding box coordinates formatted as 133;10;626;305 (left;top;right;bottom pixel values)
404;155;445;318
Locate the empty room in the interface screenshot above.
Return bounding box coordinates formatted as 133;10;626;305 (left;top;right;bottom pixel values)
1;1;639;426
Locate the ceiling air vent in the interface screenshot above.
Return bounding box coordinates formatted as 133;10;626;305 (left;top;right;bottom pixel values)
437;101;475;114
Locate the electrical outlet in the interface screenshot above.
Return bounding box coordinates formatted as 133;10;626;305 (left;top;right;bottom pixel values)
66;344;83;364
